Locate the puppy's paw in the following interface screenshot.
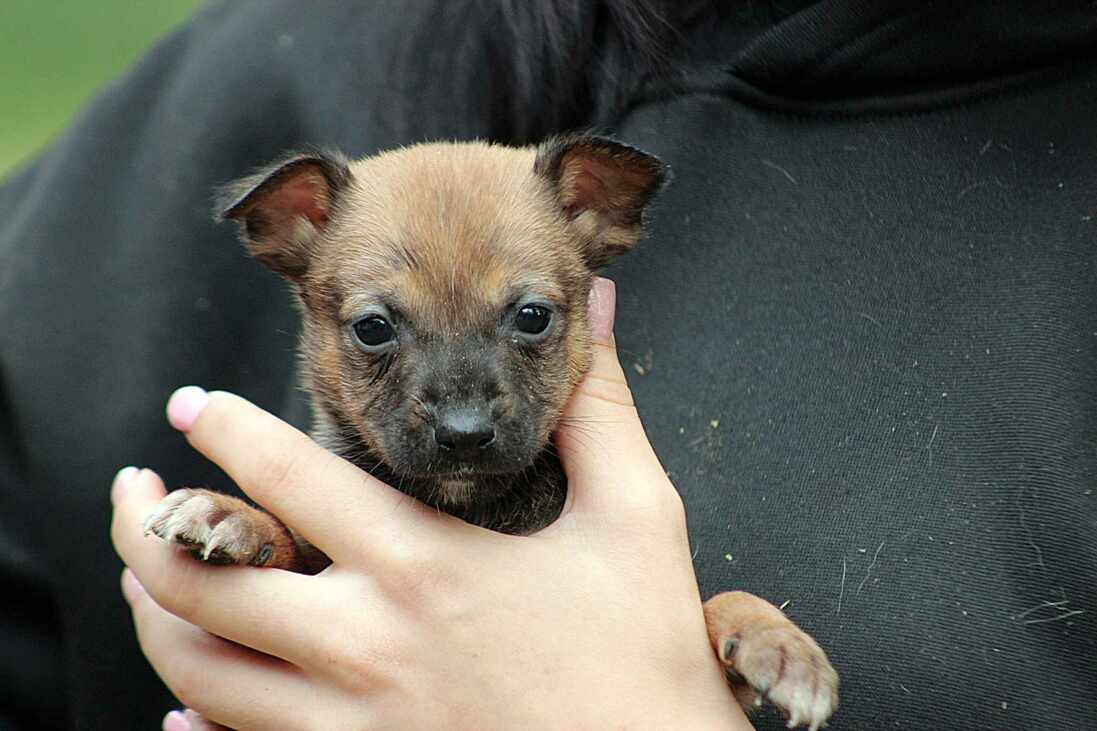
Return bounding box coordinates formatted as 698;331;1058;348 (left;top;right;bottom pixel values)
704;591;838;731
720;622;837;730
144;488;283;566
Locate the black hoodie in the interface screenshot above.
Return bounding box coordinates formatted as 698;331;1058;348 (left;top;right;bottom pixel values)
1;2;1094;728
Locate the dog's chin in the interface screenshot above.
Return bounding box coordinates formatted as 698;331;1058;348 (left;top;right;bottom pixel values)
334;441;536;499
406;455;539;484
326;427;567;531
433;476;477;506
387;436;548;480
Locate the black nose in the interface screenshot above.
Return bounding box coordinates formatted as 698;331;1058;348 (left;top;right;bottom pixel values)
434;407;496;457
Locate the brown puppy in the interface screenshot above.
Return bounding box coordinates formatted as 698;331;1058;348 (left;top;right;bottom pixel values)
145;136;838;728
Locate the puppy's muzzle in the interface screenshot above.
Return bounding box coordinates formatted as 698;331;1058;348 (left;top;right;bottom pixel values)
434;405;496;459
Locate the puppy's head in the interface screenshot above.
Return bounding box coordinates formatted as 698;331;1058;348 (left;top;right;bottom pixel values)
219;136;665;505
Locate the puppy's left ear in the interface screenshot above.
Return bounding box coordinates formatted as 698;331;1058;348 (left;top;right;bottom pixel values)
535;135;668;269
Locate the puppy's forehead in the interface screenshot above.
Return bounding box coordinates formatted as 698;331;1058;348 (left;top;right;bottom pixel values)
325;143;580;326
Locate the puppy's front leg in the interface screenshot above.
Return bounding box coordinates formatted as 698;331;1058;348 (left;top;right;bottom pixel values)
144;488;323;573
703;591;838;730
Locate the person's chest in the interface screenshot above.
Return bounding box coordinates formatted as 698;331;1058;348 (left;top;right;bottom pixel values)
607;68;1097;730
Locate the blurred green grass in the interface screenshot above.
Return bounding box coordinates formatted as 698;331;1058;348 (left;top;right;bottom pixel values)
1;0;203;176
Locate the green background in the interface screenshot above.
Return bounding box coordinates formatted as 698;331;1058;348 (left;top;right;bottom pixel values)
1;0;203;177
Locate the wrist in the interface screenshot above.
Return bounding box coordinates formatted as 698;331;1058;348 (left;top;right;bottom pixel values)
563;662;752;730
641;670;754;731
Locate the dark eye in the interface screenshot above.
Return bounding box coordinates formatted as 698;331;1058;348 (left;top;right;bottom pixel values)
352;315;396;349
514;305;552;336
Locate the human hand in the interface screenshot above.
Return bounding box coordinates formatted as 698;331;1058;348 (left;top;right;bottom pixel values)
110;277;752;730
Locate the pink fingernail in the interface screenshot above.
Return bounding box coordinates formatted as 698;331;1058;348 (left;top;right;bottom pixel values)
167;386;209;432
110;466;140;505
121;568;146;605
163;710;191;731
184;710;206;725
588;277;617;342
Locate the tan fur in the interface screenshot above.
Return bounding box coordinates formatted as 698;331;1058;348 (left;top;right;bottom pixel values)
297;143;593;467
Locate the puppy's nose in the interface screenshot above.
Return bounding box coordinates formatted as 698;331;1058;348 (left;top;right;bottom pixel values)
434;407;496;457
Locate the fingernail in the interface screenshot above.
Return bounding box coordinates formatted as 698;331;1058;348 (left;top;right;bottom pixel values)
184;710;207;729
120;568;146;605
111;466;140;505
163;710;191;731
588;277;617;342
167;386;209;432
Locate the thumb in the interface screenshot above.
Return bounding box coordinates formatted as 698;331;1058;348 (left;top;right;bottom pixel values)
556;278;662;509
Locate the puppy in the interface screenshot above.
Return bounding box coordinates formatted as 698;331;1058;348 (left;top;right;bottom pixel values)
145;136;838;728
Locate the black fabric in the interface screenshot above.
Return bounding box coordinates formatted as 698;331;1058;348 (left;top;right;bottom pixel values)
1;1;1095;729
728;0;1097;96
614;66;1097;729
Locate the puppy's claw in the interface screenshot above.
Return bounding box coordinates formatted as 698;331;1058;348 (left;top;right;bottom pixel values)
724;629;835;731
144;489;261;566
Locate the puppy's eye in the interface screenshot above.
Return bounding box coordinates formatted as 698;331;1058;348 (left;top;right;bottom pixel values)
514;305;552;336
353;315;396;349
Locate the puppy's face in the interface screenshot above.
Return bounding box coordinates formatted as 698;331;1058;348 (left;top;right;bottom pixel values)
221;137;664;505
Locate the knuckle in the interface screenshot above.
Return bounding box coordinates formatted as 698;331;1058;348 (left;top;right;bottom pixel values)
251;441;307;498
250;433;338;506
381;541;435;589
621;480;688;537
577;372;636;410
325;635;382;695
404;558;451;599
656;492;689;538
195;393;237;441
378;528;458;598
338;656;377;697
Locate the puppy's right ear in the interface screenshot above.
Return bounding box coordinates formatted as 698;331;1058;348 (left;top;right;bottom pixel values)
216;151;351;280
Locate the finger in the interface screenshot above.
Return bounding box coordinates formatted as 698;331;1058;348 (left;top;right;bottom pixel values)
111;468;354;669
165;386;450;563
163;709;231;731
555;278;668;511
123;569;316;731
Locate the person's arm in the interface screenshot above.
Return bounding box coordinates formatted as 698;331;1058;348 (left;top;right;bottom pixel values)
110;279;754;730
